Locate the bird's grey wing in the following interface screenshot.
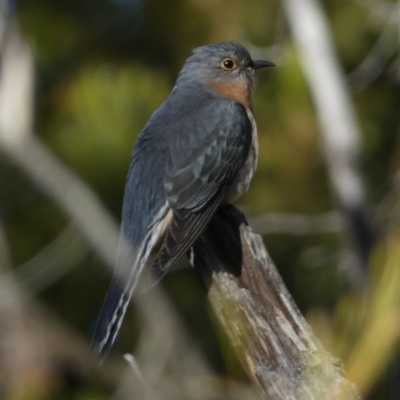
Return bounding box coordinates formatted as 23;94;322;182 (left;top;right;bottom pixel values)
150;100;253;284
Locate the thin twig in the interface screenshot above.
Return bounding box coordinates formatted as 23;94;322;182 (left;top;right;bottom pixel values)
0;224;87;302
124;353;152;392
348;9;399;91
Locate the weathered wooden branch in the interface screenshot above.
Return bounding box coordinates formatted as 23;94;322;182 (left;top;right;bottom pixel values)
192;205;361;400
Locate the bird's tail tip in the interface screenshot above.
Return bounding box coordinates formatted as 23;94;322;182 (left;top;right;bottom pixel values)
90;280;130;360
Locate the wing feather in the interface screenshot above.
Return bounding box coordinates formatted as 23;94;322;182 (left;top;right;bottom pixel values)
150;100;253;284
150;188;227;285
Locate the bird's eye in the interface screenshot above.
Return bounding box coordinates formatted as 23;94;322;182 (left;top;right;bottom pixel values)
221;58;237;70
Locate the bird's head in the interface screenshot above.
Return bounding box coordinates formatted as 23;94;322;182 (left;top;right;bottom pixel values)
176;41;274;108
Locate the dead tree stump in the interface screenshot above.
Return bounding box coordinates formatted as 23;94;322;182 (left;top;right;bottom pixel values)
192;205;360;400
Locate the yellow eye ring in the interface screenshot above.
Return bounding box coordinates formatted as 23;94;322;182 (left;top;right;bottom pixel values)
221;58;237;70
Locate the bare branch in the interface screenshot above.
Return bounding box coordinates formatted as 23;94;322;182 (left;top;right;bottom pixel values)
123;354;153;396
348;9;399;91
0;135;121;266
192;205;360;400
282;0;375;283
0;25;34;143
0;225;87;301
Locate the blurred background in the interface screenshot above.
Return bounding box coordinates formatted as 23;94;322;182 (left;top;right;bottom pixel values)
0;0;399;399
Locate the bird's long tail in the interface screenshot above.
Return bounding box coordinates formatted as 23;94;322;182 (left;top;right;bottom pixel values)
91;245;152;357
91;203;171;358
91;276;129;358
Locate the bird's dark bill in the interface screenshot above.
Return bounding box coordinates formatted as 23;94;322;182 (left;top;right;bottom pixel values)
254;60;275;69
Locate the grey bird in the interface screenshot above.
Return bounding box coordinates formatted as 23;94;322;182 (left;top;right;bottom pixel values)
92;41;274;357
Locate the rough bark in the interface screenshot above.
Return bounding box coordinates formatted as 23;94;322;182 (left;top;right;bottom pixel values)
192;205;361;400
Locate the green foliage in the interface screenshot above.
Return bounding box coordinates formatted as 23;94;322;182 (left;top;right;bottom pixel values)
49;64;169;187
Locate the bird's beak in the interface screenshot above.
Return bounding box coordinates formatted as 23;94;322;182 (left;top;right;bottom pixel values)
253;60;275;69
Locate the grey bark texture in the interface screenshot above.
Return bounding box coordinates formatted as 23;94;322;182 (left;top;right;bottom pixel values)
192;205;361;400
